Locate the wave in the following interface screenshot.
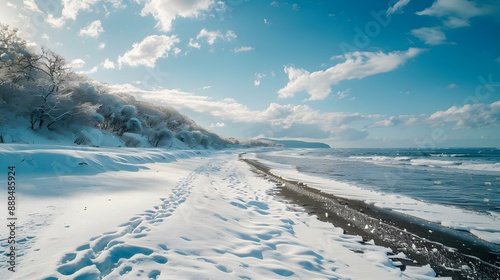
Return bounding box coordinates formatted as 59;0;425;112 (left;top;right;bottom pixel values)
349;156;412;162
349;156;459;167
410;159;462;167
446;163;500;172
430;153;469;158
350;155;500;172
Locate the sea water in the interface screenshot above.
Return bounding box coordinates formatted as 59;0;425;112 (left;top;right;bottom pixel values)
257;148;500;214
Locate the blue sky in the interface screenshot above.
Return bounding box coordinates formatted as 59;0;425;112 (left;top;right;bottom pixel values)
2;0;500;147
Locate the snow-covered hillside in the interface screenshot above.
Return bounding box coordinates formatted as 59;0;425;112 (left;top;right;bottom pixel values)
1;24;275;150
0;145;440;279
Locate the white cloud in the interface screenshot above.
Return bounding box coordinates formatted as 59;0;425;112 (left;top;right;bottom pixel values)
387;0;410;16
89;66;98;73
173;47;182;56
496;57;500;63
416;0;493;28
233;46;254;53
278;48;423;101
372;116;404;127
447;83;457;89
46;14;65;28
336;89;351;100
42;33;49;41
98;42;106;49
188;38;201;49
210;122;225;128
411;27;446;45
254;71;276;86
371;114;428;127
46;0;101;27
118;35;180;68
61;0;101;20
107;83;379;139
196;28;236;45
444;17;470;28
254;73;266;86
331;126;368;141
26;40;37;48
428;101;500;128
7;2;17;8
225;30;237;41
292;3;299;11
141;0;215;32
77;66;98;75
23;0;41;12
102;58;115;69
264;18;271;25
196;28;218;45
79;20;104;38
68;58;86;69
212;1;227;17
108;0;126;9
405;116;424;126
270;1;279;7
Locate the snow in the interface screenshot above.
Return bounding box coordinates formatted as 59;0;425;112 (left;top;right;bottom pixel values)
242;153;500;245
0;145;440;279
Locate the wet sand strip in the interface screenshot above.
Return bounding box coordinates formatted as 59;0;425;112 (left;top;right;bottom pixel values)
240;156;500;280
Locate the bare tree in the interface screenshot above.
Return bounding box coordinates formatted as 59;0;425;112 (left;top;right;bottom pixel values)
35;47;68;101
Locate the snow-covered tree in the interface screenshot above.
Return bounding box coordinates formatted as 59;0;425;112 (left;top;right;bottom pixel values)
120;104;137;120
150;128;174;147
126;117;142;134
122;132;142;147
35;47;68;102
176;130;196;148
0;23;234;149
0;23;34;85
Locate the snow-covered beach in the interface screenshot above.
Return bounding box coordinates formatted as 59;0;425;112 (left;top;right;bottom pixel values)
1;0;500;278
0;145;450;280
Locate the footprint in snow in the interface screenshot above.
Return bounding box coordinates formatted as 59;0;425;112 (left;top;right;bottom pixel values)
50;162;214;279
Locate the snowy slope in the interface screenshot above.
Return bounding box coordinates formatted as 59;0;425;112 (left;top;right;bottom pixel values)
0;145;439;279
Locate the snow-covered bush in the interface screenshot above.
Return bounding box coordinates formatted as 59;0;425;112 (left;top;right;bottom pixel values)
126;117;142;134
120;105;137;120
191;130;204;145
200;135;211;148
151;128;174;147
92;113;105;125
176;130;196;148
74;128;103;146
121;132;142;147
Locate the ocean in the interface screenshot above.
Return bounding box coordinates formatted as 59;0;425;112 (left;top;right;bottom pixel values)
258;148;500;214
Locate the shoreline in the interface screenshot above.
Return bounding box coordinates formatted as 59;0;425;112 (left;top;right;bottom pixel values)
240;155;500;280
